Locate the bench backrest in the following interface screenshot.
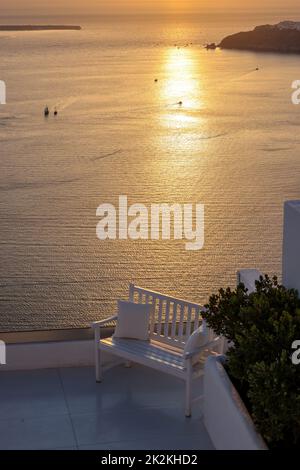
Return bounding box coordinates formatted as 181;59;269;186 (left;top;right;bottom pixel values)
129;284;205;349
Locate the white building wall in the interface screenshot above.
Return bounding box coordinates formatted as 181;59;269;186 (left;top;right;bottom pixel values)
283;200;300;292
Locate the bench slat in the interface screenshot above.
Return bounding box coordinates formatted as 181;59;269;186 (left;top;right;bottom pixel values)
171;302;177;338
157;299;163;336
194;308;200;331
100;337;185;374
164;300;170;337
149;297;156;336
186;306;192;338
178;304;185;340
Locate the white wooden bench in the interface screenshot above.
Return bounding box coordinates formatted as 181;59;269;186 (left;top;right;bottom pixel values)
92;284;222;416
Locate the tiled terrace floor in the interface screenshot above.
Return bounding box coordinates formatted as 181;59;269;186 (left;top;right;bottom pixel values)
0;364;214;450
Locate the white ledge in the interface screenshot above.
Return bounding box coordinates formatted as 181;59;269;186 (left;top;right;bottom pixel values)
204;356;267;450
1;340;113;371
237;269;262;293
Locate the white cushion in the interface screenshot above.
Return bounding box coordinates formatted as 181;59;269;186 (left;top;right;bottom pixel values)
184;327;208;365
114;301;152;341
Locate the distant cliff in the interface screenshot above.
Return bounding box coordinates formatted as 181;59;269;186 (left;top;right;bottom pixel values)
0;25;81;31
219;21;300;53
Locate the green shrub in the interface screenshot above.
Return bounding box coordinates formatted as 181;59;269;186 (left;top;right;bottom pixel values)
203;275;300;448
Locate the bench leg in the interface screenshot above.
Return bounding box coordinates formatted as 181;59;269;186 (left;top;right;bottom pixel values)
94;329;102;383
185;361;192;417
96;349;102;383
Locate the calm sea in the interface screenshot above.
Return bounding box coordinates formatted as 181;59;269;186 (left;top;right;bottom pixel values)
1;13;300;331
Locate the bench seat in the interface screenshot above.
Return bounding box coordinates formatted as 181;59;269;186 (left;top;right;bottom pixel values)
101;337;185;377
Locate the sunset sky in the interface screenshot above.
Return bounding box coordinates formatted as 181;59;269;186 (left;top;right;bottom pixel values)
2;0;300;15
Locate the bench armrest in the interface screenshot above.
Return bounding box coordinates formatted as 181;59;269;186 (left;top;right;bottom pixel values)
184;337;221;360
91;315;118;330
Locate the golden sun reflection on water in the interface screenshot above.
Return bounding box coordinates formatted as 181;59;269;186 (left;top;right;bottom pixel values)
159;47;204;129
153;47;208;169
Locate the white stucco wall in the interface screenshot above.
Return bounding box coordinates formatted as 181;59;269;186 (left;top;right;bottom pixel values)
237;269;262;293
204;356;267;450
204;269;266;450
0;340;113;371
283;200;300;292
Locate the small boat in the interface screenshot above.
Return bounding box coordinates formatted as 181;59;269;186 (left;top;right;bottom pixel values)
44;106;49;117
205;43;217;50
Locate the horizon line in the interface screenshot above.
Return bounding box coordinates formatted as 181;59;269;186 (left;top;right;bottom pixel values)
1;7;299;17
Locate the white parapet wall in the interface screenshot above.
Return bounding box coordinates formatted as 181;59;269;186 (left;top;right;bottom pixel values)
204;356;267;450
203;268;265;449
237;269;262;293
0;328;117;371
283;200;300;292
1;340;94;371
1;340;114;371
